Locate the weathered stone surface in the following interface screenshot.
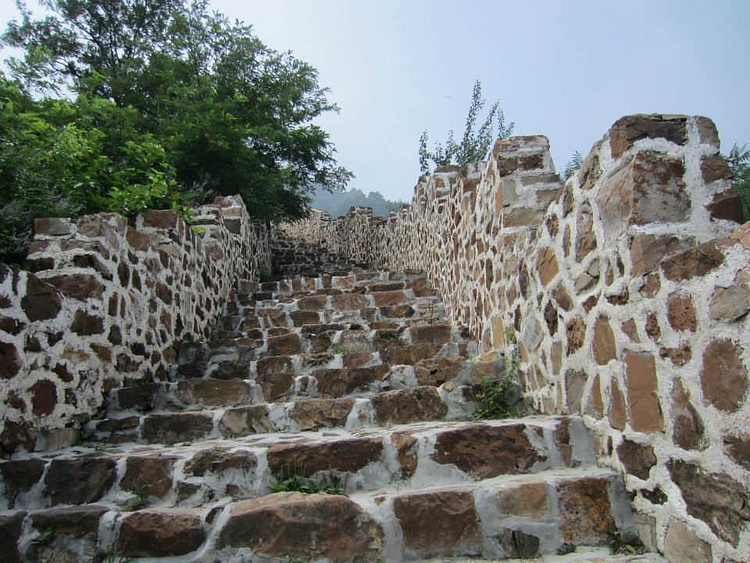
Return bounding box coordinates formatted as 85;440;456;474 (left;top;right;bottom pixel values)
432;424;544;478
289;310;319;325
296;294;328;311
592;316;616;365
121;455;175;498
266;332;302;355
498;529;541;559
408;324;452;345
608;379;627;431
381;344;441;365
371;387;447;424
291;398;355;430
117;510;206;557
598;150;689;240
331;293;369;311
45;273;104;300
392;431;418;478
266;437;383;478
659;344;692;367
31;505;107;538
624;352;663;432
608;114;688;158
666;294;697;332
566;316;586;354
44;456;117;505
21;274;61;321
142;412;214;444
497;481;549;518
669;460;750;546
219;405;273;436
184;448;256;476
394;489;482;558
371;290;406;307
314;366;387;397
574;204;596;262
661;241;725;281
585;375;604;418
536;247;559;286
557;477;614;544
700;339;748;412
616;439;656;480
709;284;750;321
724;433;750;471
175;378;253;407
663;518;712;563
218;493;384;560
564;369;587;414
31;379;58;416
671;379;705;450
0;511;25;563
707;190;743;222
0;459;46;507
0;342;22;380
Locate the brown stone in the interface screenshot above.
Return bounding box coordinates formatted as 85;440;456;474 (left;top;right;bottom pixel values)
553;285;573;311
184;448;256;476
31;379;57;416
624;352;663;432
296;294;328;311
503;207;543;228
0;459;46;508
70;310;105;335
289;310;319;325
141;209;180;229
620;319;639;342
31;505;108;538
707;190;743;223
371;387;447;424
585;375;604;418
536;247;559;286
616;439;656;480
659;344;692;366
667;294;697;332
371;290;406;307
709;284;750;321
219;405;273;437
121;456;175;498
564;370;587;414
117;510;205;557
45;456;117;505
566;317;586;355
21;274;62;321
663;518;712;563
700;339;747;412
574;204;596;262
392;432;418;478
592;316;616;365
661;241;725;281
408;324;452;345
645;312;660;341
331;293;369;311
266;332;302;355
558;477;614;543
629;233;691;276
608;114;688;158
314;366;387;397
608;378;627;430
640;272;661;297
394;489;482;558
266;437;383;478
700;154;733;183
218;493;383;560
432;424;545;478
724;433;750;471
0;511;24;563
695;116;720;148
142;412;214;444
671;379;705;450
0;420;35;457
498;481;549;518
45;273;104;301
669;460;750;546
0;342;21;380
291;398;355;431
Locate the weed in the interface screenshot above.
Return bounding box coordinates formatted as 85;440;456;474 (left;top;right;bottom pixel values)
472;333;528;420
191;225;206;236
30;527;55;547
607;528;645;555
271;472;346;495
259;264;274;283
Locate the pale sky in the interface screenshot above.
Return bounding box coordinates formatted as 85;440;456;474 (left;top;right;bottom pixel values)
2;1;748;202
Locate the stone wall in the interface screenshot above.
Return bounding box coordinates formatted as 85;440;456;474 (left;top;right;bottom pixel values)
0;196;271;455
277;115;750;562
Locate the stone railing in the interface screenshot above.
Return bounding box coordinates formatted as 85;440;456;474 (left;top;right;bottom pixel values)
0;196;271;455
277;115;750;562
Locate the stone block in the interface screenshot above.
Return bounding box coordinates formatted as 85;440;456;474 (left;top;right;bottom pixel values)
666;294;697;332
608;114;688;158
0;342;21;380
44;456;117;505
497;481;550;518
371;387;447;424
557;477;614;544
266;332;302;355
707;190;743;222
31;379;58;416
175;378;253;407
394;489;482;558
624;352;663;432
121;455;176;498
432;424;544;478
709;284;750;321
724;433;750;471
31;505;108;538
70;310;105;335
45;273;104;301
219;405;273;437
630;233;693;276
266;437;383;478
700;339;747;412
592;316;616;365
371;290;407;307
616;439;656;480
21;274;62;321
0;512;26;563
0;459;46;507
142;412;214;444
661;241;725;281
409;324;452;345
663;518;712;563
117;510;206;557
184;448;256;476
291;398;355;431
671;379;705;450
536;247;559;286
217;493;384;560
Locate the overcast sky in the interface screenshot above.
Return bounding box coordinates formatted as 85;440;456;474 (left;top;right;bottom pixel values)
2;1;747;202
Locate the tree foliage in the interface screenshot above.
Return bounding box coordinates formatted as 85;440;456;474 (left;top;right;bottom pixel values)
419;80;514;173
0;0;350;261
562;151;583;181
725;143;750;222
310;186;406;219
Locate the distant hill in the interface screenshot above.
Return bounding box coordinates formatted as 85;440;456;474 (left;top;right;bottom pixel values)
310;187;408;218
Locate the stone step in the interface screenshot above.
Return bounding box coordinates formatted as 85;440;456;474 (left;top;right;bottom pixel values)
0;465;640;562
1;417;594;513
92;384;477;444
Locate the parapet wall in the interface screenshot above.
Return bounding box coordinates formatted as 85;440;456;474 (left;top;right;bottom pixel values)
0;196;271;454
278;115;750;561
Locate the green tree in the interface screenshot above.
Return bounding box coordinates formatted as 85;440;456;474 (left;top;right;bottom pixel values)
562;151;583;181
725;143;750;222
419;80;514;173
2;0;351;223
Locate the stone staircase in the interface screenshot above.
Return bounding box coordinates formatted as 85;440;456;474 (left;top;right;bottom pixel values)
0;269;659;562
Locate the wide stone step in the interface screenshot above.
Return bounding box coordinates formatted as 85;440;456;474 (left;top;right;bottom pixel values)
92;384;477;443
0;466;642;562
1;417;594;513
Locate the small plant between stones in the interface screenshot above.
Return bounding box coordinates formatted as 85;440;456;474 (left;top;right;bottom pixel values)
607;528;646;555
472;332;528;420
271;472;346;495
